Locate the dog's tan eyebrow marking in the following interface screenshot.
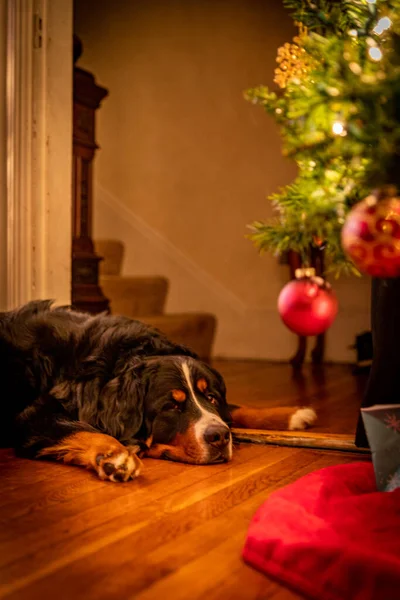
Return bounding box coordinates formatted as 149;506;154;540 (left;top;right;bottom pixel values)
196;378;207;393
172;389;186;402
145;434;154;448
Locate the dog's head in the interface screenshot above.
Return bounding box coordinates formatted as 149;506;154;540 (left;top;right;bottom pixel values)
140;356;232;464
71;353;232;465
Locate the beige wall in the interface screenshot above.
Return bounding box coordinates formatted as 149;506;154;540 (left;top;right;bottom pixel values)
74;0;370;361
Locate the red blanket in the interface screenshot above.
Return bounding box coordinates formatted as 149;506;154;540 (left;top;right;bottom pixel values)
243;462;400;600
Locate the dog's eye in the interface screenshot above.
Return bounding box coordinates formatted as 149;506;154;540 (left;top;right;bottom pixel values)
206;394;218;406
162;401;182;412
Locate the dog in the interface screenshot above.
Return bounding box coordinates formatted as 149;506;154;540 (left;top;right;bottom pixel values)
0;301;317;483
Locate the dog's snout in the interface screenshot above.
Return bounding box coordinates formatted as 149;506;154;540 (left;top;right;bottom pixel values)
203;425;231;448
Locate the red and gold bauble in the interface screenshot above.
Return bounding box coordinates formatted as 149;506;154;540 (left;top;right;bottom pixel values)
278;268;338;336
341;186;400;278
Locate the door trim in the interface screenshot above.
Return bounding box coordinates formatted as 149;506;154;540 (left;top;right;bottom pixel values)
5;0;72;309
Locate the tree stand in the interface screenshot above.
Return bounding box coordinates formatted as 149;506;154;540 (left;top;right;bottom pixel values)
355;277;400;447
287;248;326;369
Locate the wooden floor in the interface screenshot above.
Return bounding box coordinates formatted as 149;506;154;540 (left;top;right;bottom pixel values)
0;362;369;599
213;360;367;436
0;444;368;600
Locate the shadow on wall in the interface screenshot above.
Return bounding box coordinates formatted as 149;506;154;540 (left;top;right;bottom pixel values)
94;182;370;362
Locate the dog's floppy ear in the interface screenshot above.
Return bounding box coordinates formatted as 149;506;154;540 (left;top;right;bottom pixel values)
92;359;146;440
53;357;147;441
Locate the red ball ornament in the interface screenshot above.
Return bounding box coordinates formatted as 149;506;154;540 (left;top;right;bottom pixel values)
341;186;400;278
278;269;338;336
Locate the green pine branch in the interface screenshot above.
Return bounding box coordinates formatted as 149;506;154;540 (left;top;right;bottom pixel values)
246;0;400;276
282;0;378;35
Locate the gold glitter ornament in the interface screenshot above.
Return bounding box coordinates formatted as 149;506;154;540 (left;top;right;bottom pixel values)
274;23;317;89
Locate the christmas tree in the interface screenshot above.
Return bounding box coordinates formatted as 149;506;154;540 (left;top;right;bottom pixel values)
247;0;400;277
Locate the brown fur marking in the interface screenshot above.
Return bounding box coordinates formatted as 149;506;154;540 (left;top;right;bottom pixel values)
144;434;154;448
38;432;142;482
230;406;299;430
196;378;207;393
146;425;206;464
172;389;186;402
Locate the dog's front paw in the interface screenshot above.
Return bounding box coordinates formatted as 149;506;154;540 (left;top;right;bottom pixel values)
95;445;143;482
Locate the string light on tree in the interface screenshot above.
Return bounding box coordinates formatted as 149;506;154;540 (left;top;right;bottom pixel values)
332;121;347;136
369;47;383;61
247;0;400;282
349;62;362;75
373;17;392;35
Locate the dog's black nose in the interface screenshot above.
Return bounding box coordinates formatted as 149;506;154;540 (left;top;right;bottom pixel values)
204;425;231;448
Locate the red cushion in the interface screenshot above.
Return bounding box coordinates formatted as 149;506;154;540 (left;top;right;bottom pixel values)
243;462;400;600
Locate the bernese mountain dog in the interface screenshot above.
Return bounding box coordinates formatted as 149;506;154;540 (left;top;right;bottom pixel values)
0;301;316;483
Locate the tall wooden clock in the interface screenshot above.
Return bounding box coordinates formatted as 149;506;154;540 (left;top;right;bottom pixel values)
71;35;109;313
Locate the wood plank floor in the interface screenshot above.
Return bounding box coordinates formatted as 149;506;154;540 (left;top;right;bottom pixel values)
0;444;369;600
213;360;368;436
0;362;369;599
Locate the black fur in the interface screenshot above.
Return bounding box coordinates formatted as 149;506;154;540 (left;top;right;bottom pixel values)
0;301;230;460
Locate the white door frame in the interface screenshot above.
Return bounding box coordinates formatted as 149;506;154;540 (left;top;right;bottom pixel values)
2;0;73;310
0;1;7;310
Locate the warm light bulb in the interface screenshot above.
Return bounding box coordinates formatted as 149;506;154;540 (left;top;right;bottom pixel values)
368;47;383;61
349;62;362;75
332;121;346;136
373;17;392;35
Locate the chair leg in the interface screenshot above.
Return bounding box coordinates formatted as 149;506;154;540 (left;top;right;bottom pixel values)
355;277;400;447
311;334;325;364
290;336;307;369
